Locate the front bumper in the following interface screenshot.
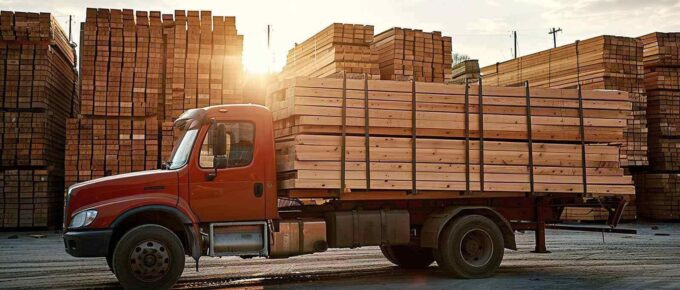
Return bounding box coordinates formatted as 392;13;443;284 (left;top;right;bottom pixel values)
63;229;113;257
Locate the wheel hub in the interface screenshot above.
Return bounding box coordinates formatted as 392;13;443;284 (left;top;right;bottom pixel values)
459;229;493;267
129;240;170;282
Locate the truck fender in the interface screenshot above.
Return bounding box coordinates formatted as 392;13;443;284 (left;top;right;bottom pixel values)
420;206;517;250
110;205;202;262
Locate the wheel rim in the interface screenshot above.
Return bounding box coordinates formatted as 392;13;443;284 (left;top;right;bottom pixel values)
129;240;171;282
459;229;493;268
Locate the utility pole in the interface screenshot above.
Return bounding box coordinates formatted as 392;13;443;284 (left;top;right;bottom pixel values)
549;27;562;48
68;15;72;42
512;30;518;59
267;24;272;73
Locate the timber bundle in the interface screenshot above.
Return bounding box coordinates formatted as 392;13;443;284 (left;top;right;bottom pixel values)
480;35;648;168
267;76;635;198
634;32;680;220
0;11;78;228
280;23;380;80
65;8;243;188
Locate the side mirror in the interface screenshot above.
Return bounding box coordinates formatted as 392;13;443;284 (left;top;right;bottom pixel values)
212;123;228;169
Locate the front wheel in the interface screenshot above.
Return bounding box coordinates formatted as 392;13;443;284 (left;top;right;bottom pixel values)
434;215;504;278
112;224;185;290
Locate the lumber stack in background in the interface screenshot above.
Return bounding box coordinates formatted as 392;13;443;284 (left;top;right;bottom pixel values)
280;23;379;80
65;8;244;189
371;28;452;82
634;32;680;220
267;77;635;199
0;11;78;228
449;59;480;84
480;35;647;169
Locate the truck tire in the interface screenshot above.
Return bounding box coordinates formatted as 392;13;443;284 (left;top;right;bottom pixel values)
112;224;185;290
380;245;435;269
434;215;504;278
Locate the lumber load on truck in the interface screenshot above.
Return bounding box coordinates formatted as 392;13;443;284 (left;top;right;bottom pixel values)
0;11;78;228
268;77;630;142
634;32;680;221
480;35;647;168
280;23;379;80
371;28;452;82
65;8;244;188
267;77;635;198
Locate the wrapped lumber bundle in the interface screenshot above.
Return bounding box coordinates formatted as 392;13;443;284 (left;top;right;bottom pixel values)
66;8;244;188
481;35;647;168
280;23;379;80
560;203;637;222
0;11;78;228
633;173;680;220
371;28;452;82
268;77;635;199
636;32;680;220
449;60;480;84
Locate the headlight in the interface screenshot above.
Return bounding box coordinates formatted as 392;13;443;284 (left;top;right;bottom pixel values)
69;210;98;228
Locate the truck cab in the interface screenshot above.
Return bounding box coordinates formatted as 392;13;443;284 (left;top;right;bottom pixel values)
62;104;550;289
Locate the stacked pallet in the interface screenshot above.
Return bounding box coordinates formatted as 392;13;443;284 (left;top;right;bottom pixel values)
268;77;635;198
634;32;680;220
280;23;379;80
66;8;244;188
481;35;648;168
371;28;452;82
450;60;480;84
0;11;78;228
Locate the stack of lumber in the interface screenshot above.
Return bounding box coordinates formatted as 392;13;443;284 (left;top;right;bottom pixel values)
634;32;680;220
267;77;635;199
371;28;452;82
450;60;480;84
280;23;379;80
633;173;680;220
66;8;244;188
0;11;78;228
481;35;648;168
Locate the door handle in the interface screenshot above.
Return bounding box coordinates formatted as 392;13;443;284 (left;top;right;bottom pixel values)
206;172;217;181
254;182;264;197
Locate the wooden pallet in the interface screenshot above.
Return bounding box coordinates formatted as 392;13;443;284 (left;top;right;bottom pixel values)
371;27;452;82
481;35;647;168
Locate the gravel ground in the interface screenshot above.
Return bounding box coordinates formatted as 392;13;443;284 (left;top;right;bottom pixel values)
0;222;679;289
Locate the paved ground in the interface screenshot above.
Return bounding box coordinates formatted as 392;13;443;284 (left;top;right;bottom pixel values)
0;222;679;289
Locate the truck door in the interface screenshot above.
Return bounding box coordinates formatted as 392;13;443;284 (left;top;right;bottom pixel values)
188;121;266;222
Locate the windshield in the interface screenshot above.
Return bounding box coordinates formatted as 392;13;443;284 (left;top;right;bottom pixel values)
168;126;198;170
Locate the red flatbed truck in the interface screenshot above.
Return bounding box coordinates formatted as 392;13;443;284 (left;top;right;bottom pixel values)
63;104;627;289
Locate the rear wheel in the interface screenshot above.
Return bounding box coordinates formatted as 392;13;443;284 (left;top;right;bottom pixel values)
112;224;185;290
380;245;435;269
434;215;504;278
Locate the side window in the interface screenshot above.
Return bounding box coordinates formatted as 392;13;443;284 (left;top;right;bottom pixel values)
199;122;255;168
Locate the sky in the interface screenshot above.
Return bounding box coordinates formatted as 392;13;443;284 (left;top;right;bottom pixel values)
2;0;680;73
